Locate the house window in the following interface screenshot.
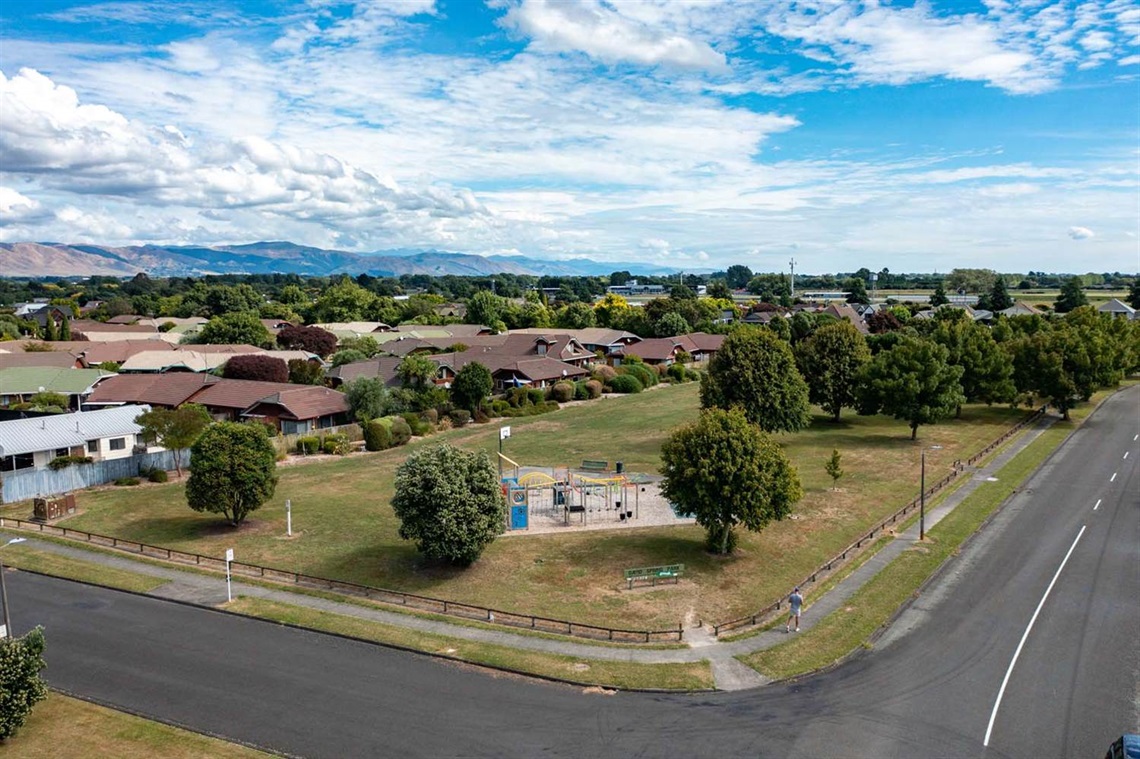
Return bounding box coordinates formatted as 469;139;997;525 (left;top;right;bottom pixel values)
0;453;34;472
56;448;69;458
109;438;126;451
87;440;98;454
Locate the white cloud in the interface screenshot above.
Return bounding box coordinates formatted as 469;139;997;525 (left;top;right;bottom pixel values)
1068;226;1095;239
498;0;726;69
0;68;488;246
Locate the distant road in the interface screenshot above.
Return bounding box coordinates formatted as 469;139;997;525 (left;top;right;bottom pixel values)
10;386;1138;758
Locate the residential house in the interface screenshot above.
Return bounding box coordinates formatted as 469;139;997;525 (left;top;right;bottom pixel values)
489;358;588;391
1098;299;1136;319
84;372;216;410
509;328;641;359
0;404;154;474
821;303;871;334
618;332;726;366
0;367;115;409
999;301;1044;318
0;351;82;370
241;386;350;434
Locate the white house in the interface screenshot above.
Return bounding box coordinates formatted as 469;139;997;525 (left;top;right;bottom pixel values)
0;405;156;474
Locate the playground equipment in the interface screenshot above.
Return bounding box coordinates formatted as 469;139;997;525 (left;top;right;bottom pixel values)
502;464;642;530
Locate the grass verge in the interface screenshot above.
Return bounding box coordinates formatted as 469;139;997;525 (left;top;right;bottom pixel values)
3;692;269;758
0;544;168;594
736;394;1107;680
225;596;713;691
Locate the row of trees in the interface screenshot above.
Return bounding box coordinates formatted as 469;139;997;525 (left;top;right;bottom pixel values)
661;304;1137;554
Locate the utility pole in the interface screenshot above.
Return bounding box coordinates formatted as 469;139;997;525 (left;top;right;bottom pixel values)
789;258;796;299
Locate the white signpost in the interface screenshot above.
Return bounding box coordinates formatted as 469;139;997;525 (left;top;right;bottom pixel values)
499;426;511;478
224;548;234;603
286;499;292;537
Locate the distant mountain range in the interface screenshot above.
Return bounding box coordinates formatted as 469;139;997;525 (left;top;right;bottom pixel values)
0;242;695;278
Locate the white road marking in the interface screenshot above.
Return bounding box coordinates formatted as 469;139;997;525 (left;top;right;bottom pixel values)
984;525;1087;747
1135;434;1138;441
1124;452;1129;460
1110;472;1117;482
1094;499;1101;511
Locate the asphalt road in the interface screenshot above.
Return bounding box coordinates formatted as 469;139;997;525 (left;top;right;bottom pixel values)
9;387;1138;758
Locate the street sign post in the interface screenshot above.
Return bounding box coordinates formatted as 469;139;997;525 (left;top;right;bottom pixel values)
225;548;234;603
286;499;292;537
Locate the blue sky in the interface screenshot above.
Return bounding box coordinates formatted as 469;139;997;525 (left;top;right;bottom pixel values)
1;0;1137;273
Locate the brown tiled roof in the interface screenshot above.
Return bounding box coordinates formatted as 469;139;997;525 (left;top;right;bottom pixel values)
822;303;870;334
77;340;177;365
0;351;82;369
326;356;406;387
175;344;261;354
189;379;299;411
72;320;157;334
621;338;686;362
495;357;588;382
85;373;216;407
246;386;349;421
685;332;726;352
107;314;145;324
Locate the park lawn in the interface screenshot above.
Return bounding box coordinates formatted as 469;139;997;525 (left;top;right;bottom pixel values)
7;382;1035;631
738;383;1124;679
226;596;713;690
3;693;270;759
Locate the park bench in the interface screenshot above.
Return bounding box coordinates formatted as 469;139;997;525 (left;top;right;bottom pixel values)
623;564;684;590
580;460;609;472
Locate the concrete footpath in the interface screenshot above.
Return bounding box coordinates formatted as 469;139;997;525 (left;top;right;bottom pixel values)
2;413;1056;691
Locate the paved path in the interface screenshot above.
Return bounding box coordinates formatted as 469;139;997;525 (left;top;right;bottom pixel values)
1;412;1056;691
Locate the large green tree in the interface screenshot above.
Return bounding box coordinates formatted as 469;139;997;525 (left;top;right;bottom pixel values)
308;279;378;323
725;264;753;289
795;320;871;422
1128;279;1140;310
186;422;278;526
701;327;812;433
196;311;272;347
930;316;1016;413
344;377;391;422
391;444;505;565
0;627;48;740
1054;277;1088;313
844;276;870;305
450;362;493;414
134;403;212;477
466;291;503;328
856;336;965;439
660;408;802;554
984;276;1014;312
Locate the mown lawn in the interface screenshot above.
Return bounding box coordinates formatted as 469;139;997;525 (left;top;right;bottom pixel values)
4;693;270;759
4;382;1035;630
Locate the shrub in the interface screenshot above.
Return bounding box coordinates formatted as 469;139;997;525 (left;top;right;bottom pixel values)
403;412;431;436
474;408;490;424
449;409;472;427
222;354;289;383
667;362;688;383
388;416;413;446
592;365;617;383
526;388;545;406
573;381;589;401
113;477;141;486
322;433;352;456
685;368;702;382
492;399;510;413
550;381;574;403
364;419;393;451
620;362;657;388
146;468;169;483
48;455;93;471
422;408;439;426
296;436;320;454
506;387;529;408
609;374;643;393
585;380;603;399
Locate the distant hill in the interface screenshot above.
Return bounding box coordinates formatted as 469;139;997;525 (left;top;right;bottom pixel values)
0;242;693;278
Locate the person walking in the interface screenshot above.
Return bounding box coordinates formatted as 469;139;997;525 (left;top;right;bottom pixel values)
786;587;804;633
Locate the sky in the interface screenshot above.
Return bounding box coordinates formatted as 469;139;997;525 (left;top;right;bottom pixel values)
0;0;1137;274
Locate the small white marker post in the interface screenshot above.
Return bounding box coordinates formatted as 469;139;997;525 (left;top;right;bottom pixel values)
286;499;292;537
225;548;234;603
499;426;511;478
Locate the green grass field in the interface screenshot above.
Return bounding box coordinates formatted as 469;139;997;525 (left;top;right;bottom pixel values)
738;383;1125;679
3;382;1036;630
4;693;270;759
